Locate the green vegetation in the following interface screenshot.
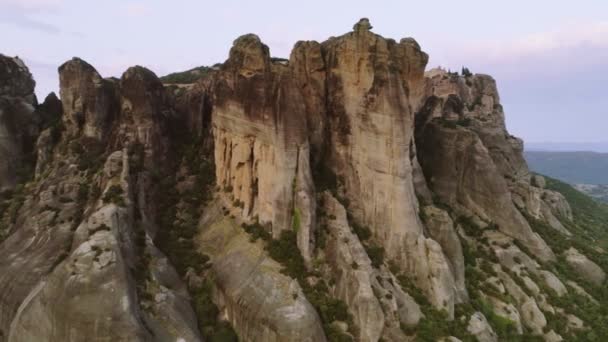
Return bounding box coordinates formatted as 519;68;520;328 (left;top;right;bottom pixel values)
391;263;475;341
192;280;238;342
160;66;212;84
102;185;125;206
366;245;385;268
239;223;354;341
461;67;473;78
241;221;272;242
312;162;338;194
436;116;472;129
70;136;106;172
292;207;301;232
152;136;237;341
266;230;308;279
519;175;608;341
0;184;28;242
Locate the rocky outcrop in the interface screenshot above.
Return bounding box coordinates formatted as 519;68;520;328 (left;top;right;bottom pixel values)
467;312;497;342
0;55;38;192
564;248;606;286
212;34;316;263
0;58;201;341
422;206;467;302
197;201;326;342
422;68;528;180
2;18;606;342
520;299;546;335
416;69;555;262
315;19;458;314
58;58;119;140
320;193;384;341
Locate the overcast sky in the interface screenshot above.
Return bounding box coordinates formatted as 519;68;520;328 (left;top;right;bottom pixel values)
1;0;607;144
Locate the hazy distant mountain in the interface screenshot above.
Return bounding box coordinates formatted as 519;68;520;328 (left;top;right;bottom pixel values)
526;141;608;153
525;151;608;203
524;151;608;184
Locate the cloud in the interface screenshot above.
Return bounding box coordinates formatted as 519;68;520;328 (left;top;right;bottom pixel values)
428;21;608;80
471;21;608;62
0;0;65;33
0;9;61;33
121;2;152;17
0;0;64;11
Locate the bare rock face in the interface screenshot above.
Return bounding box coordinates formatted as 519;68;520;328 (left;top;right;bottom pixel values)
564;248;606;286
0;58;201;341
510;182;571;235
423;69;528;180
316;20;458;313
541;189;572;221
540;270;568;296
467;312;497;342
197;202;326;342
58;58;119;139
416;69;555;262
289;41;326;162
2;20;606;342
320;193;385;341
8;205;150;342
0;55;38;192
422;205;468;303
212;34;316;262
0;55;36;101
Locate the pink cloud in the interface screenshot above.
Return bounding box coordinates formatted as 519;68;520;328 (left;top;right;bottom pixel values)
121;2;152;17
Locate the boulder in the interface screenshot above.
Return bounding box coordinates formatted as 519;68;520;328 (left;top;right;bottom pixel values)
564;248;606;286
467;312;497;342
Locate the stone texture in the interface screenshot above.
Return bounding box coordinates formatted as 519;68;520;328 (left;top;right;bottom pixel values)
197;202;326;342
58;58;119;139
317;19;457;314
467;312;497;342
212;34;316;262
564;248;606;286
0;57;201;342
321;193;384;341
416;68;562;262
0;54;38;192
520;298;546;335
540;270;568;297
0;20;604;342
422;206;467;302
416;120;554;262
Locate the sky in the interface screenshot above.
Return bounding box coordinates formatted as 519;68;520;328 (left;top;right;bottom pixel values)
1;0;607;145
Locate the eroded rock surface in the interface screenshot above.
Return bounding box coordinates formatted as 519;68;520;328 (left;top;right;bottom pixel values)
197;202;326;342
1;19;606;342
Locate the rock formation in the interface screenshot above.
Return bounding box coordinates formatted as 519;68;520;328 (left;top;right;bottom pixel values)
0;19;606;342
0;55;39;192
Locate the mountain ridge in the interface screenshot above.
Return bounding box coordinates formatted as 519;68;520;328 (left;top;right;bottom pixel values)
1;19;607;342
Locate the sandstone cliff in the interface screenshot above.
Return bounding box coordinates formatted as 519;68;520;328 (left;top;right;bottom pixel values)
0;19;607;342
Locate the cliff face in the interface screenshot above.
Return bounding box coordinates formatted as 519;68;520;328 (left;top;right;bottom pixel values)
1;18;607;342
0;55;39;192
0;59;200;342
212;34;316;262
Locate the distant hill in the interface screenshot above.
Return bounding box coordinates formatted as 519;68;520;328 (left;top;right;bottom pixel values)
525;151;608;203
526;142;608;153
524;151;608;185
